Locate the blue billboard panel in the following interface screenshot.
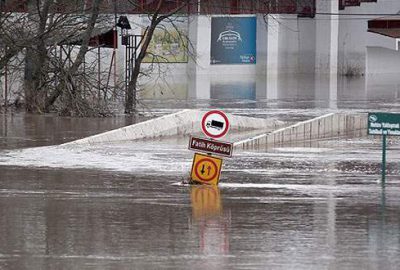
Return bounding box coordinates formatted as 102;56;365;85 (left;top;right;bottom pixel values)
211;17;257;65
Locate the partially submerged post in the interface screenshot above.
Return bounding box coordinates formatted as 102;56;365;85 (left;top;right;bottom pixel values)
4;63;8;111
188;110;233;185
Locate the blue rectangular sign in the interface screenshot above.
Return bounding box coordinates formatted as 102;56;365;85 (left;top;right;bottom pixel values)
210;17;257;65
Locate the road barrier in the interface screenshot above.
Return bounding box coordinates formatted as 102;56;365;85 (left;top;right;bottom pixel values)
234;113;367;150
62;109;284;146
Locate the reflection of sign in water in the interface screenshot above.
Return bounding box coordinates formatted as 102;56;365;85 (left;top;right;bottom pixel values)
190;185;229;254
190;153;223;185
211;81;256;100
368;112;400;136
211;17;256;65
191;185;221;220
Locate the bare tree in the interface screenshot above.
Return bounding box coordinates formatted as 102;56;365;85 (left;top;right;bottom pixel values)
24;0;56;112
124;0;194;114
0;10;30;72
0;0;114;115
1;0;315;114
44;0;110;114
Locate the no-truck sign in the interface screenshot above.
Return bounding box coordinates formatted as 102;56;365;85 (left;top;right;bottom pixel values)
201;110;230;139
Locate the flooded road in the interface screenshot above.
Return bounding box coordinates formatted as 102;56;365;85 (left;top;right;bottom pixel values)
1;76;400;269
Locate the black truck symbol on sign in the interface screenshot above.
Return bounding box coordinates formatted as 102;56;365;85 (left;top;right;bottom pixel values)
206;120;224;130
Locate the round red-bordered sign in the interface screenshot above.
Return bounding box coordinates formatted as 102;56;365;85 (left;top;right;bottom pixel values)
194;158;219;182
201;110;230;139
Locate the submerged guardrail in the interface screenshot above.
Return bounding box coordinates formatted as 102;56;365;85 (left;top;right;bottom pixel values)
61;110;367;150
233;113;368;150
62;109;284;146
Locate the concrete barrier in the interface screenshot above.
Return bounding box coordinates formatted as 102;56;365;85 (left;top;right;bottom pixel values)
62;109;285;146
234;113;368;150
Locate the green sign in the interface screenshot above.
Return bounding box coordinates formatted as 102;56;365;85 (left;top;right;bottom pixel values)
368;112;400;136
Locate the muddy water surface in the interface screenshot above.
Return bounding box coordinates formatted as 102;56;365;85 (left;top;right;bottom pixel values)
1;76;400;269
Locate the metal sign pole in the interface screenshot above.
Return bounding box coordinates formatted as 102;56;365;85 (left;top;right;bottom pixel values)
4;63;8;111
381;134;386;185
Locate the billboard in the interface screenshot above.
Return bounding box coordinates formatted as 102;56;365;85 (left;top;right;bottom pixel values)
210;17;257;65
142;16;188;63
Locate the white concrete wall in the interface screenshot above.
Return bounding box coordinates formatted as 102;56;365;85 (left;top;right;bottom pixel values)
366;32;398;52
256;14;268;77
258;14;317;99
298;18;316;74
366;47;400;75
338;12;368;76
187;15;212;75
278;14;301;74
265;15;315;75
4;0;400;101
256;14;279;99
339;1;400;75
366;74;400;100
315;0;339;74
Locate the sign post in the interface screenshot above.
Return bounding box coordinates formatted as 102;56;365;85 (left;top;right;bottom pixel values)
368;112;400;184
188;110;232;185
382;134;386;183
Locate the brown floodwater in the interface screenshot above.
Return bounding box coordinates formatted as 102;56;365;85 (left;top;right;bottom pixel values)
1;75;400;269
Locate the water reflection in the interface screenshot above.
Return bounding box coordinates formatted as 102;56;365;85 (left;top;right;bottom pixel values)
211;82;256;100
2;71;400;269
0;114;139;149
190;185;230;255
140;72;400;112
191;185;222;220
365;186;400;269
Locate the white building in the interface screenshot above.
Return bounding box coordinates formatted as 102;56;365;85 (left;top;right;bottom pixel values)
1;0;400;103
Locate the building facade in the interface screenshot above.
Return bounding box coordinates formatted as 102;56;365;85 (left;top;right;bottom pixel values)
1;0;400;102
